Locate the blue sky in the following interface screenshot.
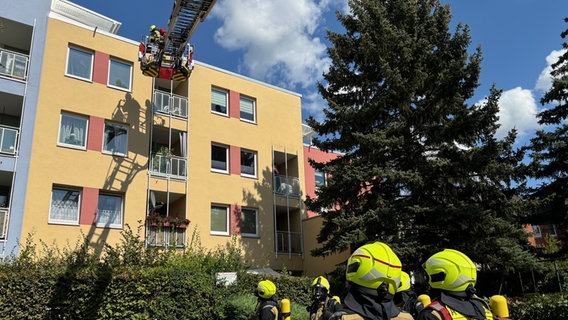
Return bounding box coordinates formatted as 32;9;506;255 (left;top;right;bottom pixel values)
73;0;568;146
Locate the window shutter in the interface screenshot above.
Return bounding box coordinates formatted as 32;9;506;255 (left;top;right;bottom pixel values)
212;90;227;107
240;97;254;114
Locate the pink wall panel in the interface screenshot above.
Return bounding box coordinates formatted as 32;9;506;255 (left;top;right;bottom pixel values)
80;187;99;225
93;51;109;85
230;145;241;175
231;204;241;235
229;90;240;119
87;116;104;151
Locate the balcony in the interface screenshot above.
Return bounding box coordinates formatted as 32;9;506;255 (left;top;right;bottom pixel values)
276;231;302;254
0;125;18;155
273;174;301;197
150;154;187;179
146;226;185;248
0;48;29;81
153;90;188;118
0;208;9;240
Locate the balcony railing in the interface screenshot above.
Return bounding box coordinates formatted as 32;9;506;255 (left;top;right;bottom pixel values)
0;48;29;80
150;154;187;179
276;231;302;254
153;90;188;118
0;125;18;155
0;208;9;240
146;225;185;248
273;174;301;197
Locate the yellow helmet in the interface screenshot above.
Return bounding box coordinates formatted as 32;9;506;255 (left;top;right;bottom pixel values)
311;276;330;301
257;279;277;299
424;249;476;292
312;276;330;292
149;25;156;31
398;271;411;292
346;242;402;295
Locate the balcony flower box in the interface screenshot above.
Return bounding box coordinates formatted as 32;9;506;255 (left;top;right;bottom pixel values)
146;213;168;227
169;216;190;228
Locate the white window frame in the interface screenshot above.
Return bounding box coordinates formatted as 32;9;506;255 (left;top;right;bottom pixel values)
532;225;542;238
58;113;89;150
49;187;81;225
107;58;132;91
240;95;256;123
315;169;327;188
240;149;257;178
102;121;128;156
65;46;93;81
210;204;229;236
211;143;229;174
96;193;124;228
241;207;258;237
211;87;229;116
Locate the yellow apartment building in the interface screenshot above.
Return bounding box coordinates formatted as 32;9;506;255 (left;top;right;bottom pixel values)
12;0;317;274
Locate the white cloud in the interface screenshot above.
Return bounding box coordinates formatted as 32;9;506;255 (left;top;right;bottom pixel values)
211;0;334;89
302;90;328;121
535;49;566;93
495;87;540;139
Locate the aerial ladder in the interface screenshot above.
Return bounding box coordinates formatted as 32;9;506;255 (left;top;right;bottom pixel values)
139;0;217;81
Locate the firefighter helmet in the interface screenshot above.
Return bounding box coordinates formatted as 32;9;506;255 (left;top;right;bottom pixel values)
311;276;330;301
346;242;402;295
399;271;411;292
312;276;330;292
424;249;476;292
256;279;277;299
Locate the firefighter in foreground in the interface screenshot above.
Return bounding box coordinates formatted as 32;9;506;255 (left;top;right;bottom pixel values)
307;275;343;320
253;279;279;320
329;242;414;320
416;249;494;320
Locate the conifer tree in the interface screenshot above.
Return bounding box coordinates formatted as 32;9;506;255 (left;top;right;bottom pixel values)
306;0;535;272
526;18;568;251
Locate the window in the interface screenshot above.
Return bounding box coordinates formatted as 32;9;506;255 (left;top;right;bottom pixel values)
240;95;256;122
108;58;132;91
241;208;258;237
103;122;128;156
96;193;123;228
65;47;93;81
58;113;88;149
315;169;326;187
240;149;257;177
49;187;81;225
532;225;542;238
211;144;229;173
211;205;229;235
211;88;228;115
548;224;557;237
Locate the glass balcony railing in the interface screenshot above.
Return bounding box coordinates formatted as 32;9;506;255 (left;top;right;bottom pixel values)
0;48;29;80
273;174;301;197
153;90;188;118
0;208;9;240
0;125;18;155
276;231;302;254
150;154;187;179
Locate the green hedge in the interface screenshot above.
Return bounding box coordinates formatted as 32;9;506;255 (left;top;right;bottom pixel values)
0;228;318;319
509;293;568;320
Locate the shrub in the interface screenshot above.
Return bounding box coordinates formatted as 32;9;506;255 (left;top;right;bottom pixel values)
509;293;568;320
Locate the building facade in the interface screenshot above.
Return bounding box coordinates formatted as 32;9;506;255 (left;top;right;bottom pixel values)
0;0;341;274
0;0;55;256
